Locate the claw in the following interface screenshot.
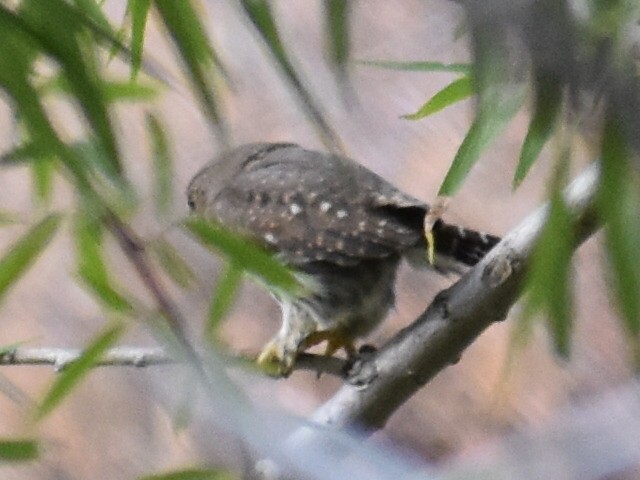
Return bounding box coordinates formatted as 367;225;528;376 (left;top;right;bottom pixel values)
257;341;295;377
257;330;356;377
303;330;356;359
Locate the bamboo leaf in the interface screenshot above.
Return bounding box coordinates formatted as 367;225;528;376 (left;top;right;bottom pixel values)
0;439;38;462
104;80;158;102
19;0;123;180
146;113;173;216
523;193;575;357
207;263;243;342
129;0;152;79
154;0;225;135
35;322;126;421
31;156;55;205
0;214;62;304
72;0;113;33
0;142;50;166
599;116;640;340
240;0;341;149
140;469;237;480
151;238;196;289
438;87;525;195
324;0;351;87
438;29;525;196
514;74;562;188
75;211;133;312
0;19;91;190
357;60;470;74
184;218;299;294
0;211;21;226
402;75;473;120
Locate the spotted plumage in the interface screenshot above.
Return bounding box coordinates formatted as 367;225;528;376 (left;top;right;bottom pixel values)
187;143;500;374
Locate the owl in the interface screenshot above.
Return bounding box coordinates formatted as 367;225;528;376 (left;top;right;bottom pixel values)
188;143;499;375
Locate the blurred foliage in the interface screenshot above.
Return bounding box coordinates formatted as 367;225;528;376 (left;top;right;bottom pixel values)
139;468;238;480
0;439;39;462
0;0;637;476
365;1;640;363
35;321;126;421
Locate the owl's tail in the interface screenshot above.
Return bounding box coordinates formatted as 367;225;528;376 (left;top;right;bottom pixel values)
432;220;500;267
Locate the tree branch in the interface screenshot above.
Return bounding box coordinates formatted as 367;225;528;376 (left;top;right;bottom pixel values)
0;346;347;376
0;347;172;369
309;163;601;432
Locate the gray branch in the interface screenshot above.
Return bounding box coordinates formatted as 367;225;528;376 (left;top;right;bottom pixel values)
0;347;173;370
310;163;601;432
0;346;346;376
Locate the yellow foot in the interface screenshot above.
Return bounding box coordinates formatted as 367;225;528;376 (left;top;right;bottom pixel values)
257;331;356;377
303;330;356;358
256;341;294;377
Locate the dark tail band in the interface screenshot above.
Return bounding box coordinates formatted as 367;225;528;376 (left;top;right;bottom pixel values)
433;220;500;267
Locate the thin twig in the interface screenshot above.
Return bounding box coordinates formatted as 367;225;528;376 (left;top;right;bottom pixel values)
0;347;172;369
0;346;348;377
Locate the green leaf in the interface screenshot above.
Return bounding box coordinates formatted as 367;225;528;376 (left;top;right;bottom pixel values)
402;75;473;120
357;60;470;74
438;30;525;196
0;439;38;462
325;0;350;85
151;238;196;289
0;142;51;166
104;80;158;102
146;113;173;216
0;214;62;304
18;0;123;180
71;0;113;33
154;0;225;135
74;211;133;312
438;22;525;196
0;3;118;192
139;468;237;480
513;74;562;188
599;116;640;339
207;263;243;342
438;103;518;196
184;218;300;294
37;64;157;104
31;156;55;205
129;0;152;79
523;193;575;357
0;211;21;226
35;322;126;421
240;0;341;149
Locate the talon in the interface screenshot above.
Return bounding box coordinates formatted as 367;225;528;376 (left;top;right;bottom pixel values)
303;330;355;358
257;342;294;377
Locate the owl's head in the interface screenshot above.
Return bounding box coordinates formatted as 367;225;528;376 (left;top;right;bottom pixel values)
187;143;295;218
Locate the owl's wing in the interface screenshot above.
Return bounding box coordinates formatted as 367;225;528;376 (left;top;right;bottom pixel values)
210;148;428;267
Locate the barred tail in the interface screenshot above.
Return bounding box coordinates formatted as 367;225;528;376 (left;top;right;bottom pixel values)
432;220;500;267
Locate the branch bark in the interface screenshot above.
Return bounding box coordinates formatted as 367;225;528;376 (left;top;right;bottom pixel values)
0;346;346;376
0;347;172;369
309;163;601;432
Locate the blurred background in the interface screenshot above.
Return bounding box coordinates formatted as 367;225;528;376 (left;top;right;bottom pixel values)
0;0;635;478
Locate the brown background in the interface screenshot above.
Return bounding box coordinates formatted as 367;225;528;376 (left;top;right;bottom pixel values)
0;1;632;478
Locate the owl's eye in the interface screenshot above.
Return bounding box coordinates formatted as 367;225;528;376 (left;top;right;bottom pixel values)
187;195;196;211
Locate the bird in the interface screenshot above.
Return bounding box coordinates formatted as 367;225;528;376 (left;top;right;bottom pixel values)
187;142;500;375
